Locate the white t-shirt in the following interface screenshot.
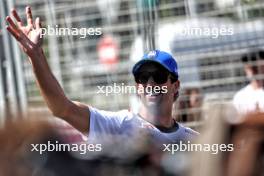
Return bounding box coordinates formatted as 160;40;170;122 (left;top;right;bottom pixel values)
88;107;198;144
233;84;264;115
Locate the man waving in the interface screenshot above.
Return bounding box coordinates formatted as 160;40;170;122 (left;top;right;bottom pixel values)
5;6;198;145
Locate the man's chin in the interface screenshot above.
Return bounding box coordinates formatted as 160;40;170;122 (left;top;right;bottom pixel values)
140;94;163;107
144;98;161;109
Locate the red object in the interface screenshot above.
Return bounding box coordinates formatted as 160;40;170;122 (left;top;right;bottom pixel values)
97;35;119;69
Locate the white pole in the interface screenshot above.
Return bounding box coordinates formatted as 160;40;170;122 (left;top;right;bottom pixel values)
0;0;6;125
45;0;63;85
0;0;18;121
187;0;197;18
8;0;28;118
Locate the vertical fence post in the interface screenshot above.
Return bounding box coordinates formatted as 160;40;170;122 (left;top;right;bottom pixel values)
0;0;6;125
45;0;63;86
7;0;28;119
0;0;19;123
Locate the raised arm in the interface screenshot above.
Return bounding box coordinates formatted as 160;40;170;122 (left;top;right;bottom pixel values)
5;6;89;133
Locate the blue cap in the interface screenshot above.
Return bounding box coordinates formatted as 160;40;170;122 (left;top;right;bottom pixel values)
132;50;178;78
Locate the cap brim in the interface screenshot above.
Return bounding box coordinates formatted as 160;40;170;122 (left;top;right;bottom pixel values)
132;59;173;76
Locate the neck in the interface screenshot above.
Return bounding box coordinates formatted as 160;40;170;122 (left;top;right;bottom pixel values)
250;80;263;90
138;104;173;128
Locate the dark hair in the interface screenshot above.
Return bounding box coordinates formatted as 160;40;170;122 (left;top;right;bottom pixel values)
170;74;178;83
241;50;264;63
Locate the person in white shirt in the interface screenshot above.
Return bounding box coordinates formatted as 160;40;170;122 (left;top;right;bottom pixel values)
5;7;198;147
233;50;264;115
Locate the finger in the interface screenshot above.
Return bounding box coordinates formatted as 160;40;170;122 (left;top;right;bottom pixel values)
6;16;19;31
6;26;20;41
11;8;23;27
26;6;33;27
7;23;33;46
20;32;35;46
35;17;40;29
19;33;38;54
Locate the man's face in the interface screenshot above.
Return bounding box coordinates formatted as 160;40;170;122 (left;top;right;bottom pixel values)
257;60;264;86
257;60;264;76
135;63;180;110
245;60;264;84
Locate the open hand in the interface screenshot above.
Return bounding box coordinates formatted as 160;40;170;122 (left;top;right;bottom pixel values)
6;6;43;57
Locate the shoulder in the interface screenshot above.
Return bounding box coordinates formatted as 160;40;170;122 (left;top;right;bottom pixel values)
233;85;251;102
88;107;132;137
178;123;199;138
89;106;131;121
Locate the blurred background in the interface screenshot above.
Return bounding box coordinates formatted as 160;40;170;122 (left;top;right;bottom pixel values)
0;0;264;129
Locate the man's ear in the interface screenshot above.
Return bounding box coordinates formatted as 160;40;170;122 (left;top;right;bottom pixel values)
136;83;139;95
244;65;254;77
136;83;143;97
174;80;180;92
173;80;180;101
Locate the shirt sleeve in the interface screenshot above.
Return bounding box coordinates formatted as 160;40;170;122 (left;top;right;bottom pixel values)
173;124;199;143
88;107;128;139
232;92;240;111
